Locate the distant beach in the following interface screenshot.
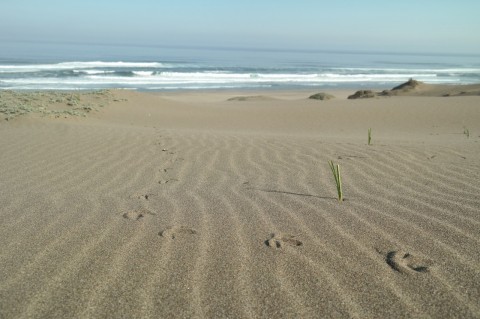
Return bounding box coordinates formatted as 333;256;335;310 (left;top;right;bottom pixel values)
1;80;479;318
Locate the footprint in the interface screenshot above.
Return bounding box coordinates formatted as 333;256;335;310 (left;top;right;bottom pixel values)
265;233;303;249
159;225;197;239
385;250;433;274
132;193;154;200
158;179;178;184
122;209;156;221
160;149;176;155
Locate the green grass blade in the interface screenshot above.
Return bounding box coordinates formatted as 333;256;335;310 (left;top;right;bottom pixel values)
328;160;343;202
329;160;335;176
337;164;343;201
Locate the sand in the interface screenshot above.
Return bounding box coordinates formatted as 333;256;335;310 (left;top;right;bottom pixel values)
0;84;479;318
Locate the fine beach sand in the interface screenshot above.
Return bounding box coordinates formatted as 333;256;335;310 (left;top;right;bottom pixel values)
1;84;479;318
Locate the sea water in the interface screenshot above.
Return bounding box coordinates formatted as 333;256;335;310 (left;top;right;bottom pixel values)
1;42;479;91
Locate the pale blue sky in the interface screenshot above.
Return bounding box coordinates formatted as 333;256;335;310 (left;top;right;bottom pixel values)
1;0;479;54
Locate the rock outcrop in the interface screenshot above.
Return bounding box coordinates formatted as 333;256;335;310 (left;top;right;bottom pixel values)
308;92;335;100
347;90;376;99
392;78;422;91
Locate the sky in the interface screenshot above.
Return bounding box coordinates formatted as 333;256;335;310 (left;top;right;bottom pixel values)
1;0;480;54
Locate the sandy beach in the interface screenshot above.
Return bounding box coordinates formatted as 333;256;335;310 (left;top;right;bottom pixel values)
1;83;479;318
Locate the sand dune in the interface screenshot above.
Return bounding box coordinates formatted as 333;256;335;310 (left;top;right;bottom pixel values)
0;87;479;318
385;79;480;97
227;95;278;102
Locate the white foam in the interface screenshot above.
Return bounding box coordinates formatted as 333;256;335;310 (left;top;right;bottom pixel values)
333;67;480;74
133;71;154;76
1;68;470;91
73;70;116;75
0;61;165;73
57;61;164;68
1;71;453;87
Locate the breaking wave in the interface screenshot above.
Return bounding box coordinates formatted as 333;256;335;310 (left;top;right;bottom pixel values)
1;60;478;90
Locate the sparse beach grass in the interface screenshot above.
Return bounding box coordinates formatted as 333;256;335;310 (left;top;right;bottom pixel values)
0;90;123;120
328;160;343;202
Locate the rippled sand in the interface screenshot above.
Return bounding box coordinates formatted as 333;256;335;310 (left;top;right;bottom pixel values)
1;87;479;318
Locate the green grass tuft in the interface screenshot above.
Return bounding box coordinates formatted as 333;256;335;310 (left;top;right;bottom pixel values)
329;160;343;202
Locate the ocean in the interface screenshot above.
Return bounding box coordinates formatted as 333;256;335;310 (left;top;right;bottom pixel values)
1;42;479;91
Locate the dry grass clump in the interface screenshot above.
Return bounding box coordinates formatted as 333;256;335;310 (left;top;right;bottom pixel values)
0;90;123;121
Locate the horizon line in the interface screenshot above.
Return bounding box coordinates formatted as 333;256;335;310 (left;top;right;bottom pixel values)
2;39;480;58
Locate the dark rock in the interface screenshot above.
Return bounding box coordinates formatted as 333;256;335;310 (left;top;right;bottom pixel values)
347;90;376;99
379;90;393;96
392;78;422;91
308;92;335;100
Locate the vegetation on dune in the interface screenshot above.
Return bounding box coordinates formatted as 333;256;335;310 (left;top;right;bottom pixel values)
0;90;125;121
328;160;343;202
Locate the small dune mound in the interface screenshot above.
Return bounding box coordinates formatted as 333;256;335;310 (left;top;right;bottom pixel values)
392;78;423;91
347;90;376;99
308;92;335;100
227;95;275;102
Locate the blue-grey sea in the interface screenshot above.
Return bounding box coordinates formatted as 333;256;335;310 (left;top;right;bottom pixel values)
1;42;479;91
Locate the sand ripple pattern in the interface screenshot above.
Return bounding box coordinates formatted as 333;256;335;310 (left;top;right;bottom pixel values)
0;122;479;318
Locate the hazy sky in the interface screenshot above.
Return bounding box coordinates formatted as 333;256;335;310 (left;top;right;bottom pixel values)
1;0;479;54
